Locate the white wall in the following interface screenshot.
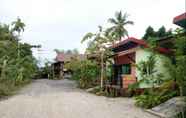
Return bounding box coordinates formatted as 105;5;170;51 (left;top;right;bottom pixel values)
135;47;170;88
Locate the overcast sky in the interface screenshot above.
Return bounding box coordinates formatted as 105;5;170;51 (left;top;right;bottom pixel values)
0;0;185;63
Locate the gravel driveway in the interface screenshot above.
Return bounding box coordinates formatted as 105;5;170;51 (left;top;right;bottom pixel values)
0;79;158;118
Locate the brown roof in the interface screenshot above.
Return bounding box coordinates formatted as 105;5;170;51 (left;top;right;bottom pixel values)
112;37;147;48
173;12;186;23
55;53;86;62
55;53;64;62
112;37;172;55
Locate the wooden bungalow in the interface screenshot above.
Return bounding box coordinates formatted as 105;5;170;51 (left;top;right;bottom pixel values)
52;53;65;79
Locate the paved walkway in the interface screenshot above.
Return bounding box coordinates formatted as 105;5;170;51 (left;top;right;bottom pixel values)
0;79;158;118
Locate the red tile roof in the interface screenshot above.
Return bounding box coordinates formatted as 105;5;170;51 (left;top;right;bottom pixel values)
112;37;147;48
173;12;186;23
112;37;171;54
55;53;65;62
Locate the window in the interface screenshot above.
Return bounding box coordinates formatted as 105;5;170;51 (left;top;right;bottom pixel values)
122;64;131;74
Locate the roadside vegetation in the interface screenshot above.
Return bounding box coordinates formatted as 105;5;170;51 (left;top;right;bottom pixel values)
0;18;38;98
38;10;185;117
76;11;186;115
133;29;186;110
142;26;172;40
64;11;133;90
65;59;99;89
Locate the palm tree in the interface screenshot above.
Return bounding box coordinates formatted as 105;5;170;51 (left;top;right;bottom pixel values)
11;17;25;36
107;11;134;42
11;17;25;58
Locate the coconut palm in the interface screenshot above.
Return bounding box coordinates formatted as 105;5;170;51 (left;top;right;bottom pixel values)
11;17;25;36
11;17;25;58
107;11;134;42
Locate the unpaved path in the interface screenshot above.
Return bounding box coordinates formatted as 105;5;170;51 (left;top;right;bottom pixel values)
0;79;158;118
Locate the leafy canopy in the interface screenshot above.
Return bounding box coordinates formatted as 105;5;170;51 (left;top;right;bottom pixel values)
142;26;172;40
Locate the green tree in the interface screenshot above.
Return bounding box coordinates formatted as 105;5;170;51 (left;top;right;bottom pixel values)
162;28;186;97
81;26;115;88
142;26;156;40
72;48;79;55
81;26;108;88
65;58;99;89
156;26;166;38
0;20;37;83
11;18;25;58
156;26;172;38
142;26;172;40
107;11;134;41
11;17;25;35
54;49;79;55
167;29;186;96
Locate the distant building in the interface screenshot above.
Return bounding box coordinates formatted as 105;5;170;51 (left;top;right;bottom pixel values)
52;53;86;79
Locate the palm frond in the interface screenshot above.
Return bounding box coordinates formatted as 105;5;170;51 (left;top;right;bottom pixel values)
104;27;114;36
81;32;94;43
115;11;122;21
123;13;129;20
108;18;118;24
98;25;103;32
124;21;134;25
123;28;129;37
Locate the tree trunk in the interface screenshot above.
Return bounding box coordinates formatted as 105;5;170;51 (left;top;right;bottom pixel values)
18;33;20;58
179;86;183;96
52;64;55;79
100;51;104;89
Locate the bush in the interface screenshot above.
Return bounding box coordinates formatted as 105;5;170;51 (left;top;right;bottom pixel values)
135;80;178;109
0;20;38;98
0;79;31;98
135;92;177;109
135;94;159;109
65;59;100;89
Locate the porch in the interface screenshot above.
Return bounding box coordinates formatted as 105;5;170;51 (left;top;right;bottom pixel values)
111;49;137;89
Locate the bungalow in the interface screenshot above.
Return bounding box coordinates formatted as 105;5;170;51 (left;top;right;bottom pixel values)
111;12;186;89
52;53;64;79
111;37;171;89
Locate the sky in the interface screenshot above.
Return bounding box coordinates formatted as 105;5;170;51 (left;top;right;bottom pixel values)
0;0;185;63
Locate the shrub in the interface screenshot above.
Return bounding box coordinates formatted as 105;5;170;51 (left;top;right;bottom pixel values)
65;59;100;89
0;19;38;98
135;80;178;109
0;79;31;98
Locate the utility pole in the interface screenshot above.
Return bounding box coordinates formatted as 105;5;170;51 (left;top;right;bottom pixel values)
100;51;104;89
100;46;105;89
17;33;20;59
